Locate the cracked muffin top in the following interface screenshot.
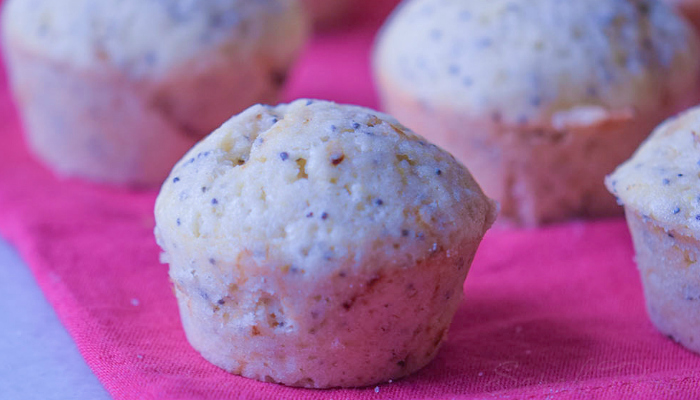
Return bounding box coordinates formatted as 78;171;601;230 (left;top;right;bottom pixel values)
154;99;497;277
373;0;700;127
1;0;306;78
607;106;700;237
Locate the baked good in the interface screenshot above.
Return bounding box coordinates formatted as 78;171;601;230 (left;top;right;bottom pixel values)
373;0;700;226
154;99;498;387
1;0;308;186
665;0;700;31
302;0;352;28
606;106;700;354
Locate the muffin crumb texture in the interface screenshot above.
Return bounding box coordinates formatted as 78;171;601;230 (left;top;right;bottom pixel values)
154;99;497;388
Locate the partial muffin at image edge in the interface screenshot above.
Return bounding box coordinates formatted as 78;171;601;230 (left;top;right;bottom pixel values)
606;106;700;355
373;0;700;226
1;0;309;186
154;99;497;388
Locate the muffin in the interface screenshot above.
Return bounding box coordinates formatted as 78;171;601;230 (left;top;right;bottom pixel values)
302;0;352;28
373;0;700;226
606;107;700;354
154;99;498;388
1;0;308;186
665;0;700;31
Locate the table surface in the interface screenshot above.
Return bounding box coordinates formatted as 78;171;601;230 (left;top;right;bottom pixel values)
0;237;111;400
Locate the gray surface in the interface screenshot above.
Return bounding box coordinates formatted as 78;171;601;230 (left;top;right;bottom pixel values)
0;239;111;400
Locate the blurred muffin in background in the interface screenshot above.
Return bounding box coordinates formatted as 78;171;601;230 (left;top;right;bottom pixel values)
664;0;700;31
302;0;352;28
1;0;309;186
302;0;403;30
373;0;700;226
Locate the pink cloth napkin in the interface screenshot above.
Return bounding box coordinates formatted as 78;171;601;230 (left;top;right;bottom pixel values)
0;3;699;399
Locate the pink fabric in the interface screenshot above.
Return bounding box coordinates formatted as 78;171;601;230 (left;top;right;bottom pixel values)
0;3;699;399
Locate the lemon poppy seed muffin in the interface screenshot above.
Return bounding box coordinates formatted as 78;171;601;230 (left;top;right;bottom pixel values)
1;0;308;186
607;106;700;354
154;99;497;388
373;0;700;226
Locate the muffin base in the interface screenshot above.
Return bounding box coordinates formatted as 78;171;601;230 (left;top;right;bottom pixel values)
378;83;675;226
625;208;700;354
171;237;483;388
4;46;282;186
302;0;352;28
